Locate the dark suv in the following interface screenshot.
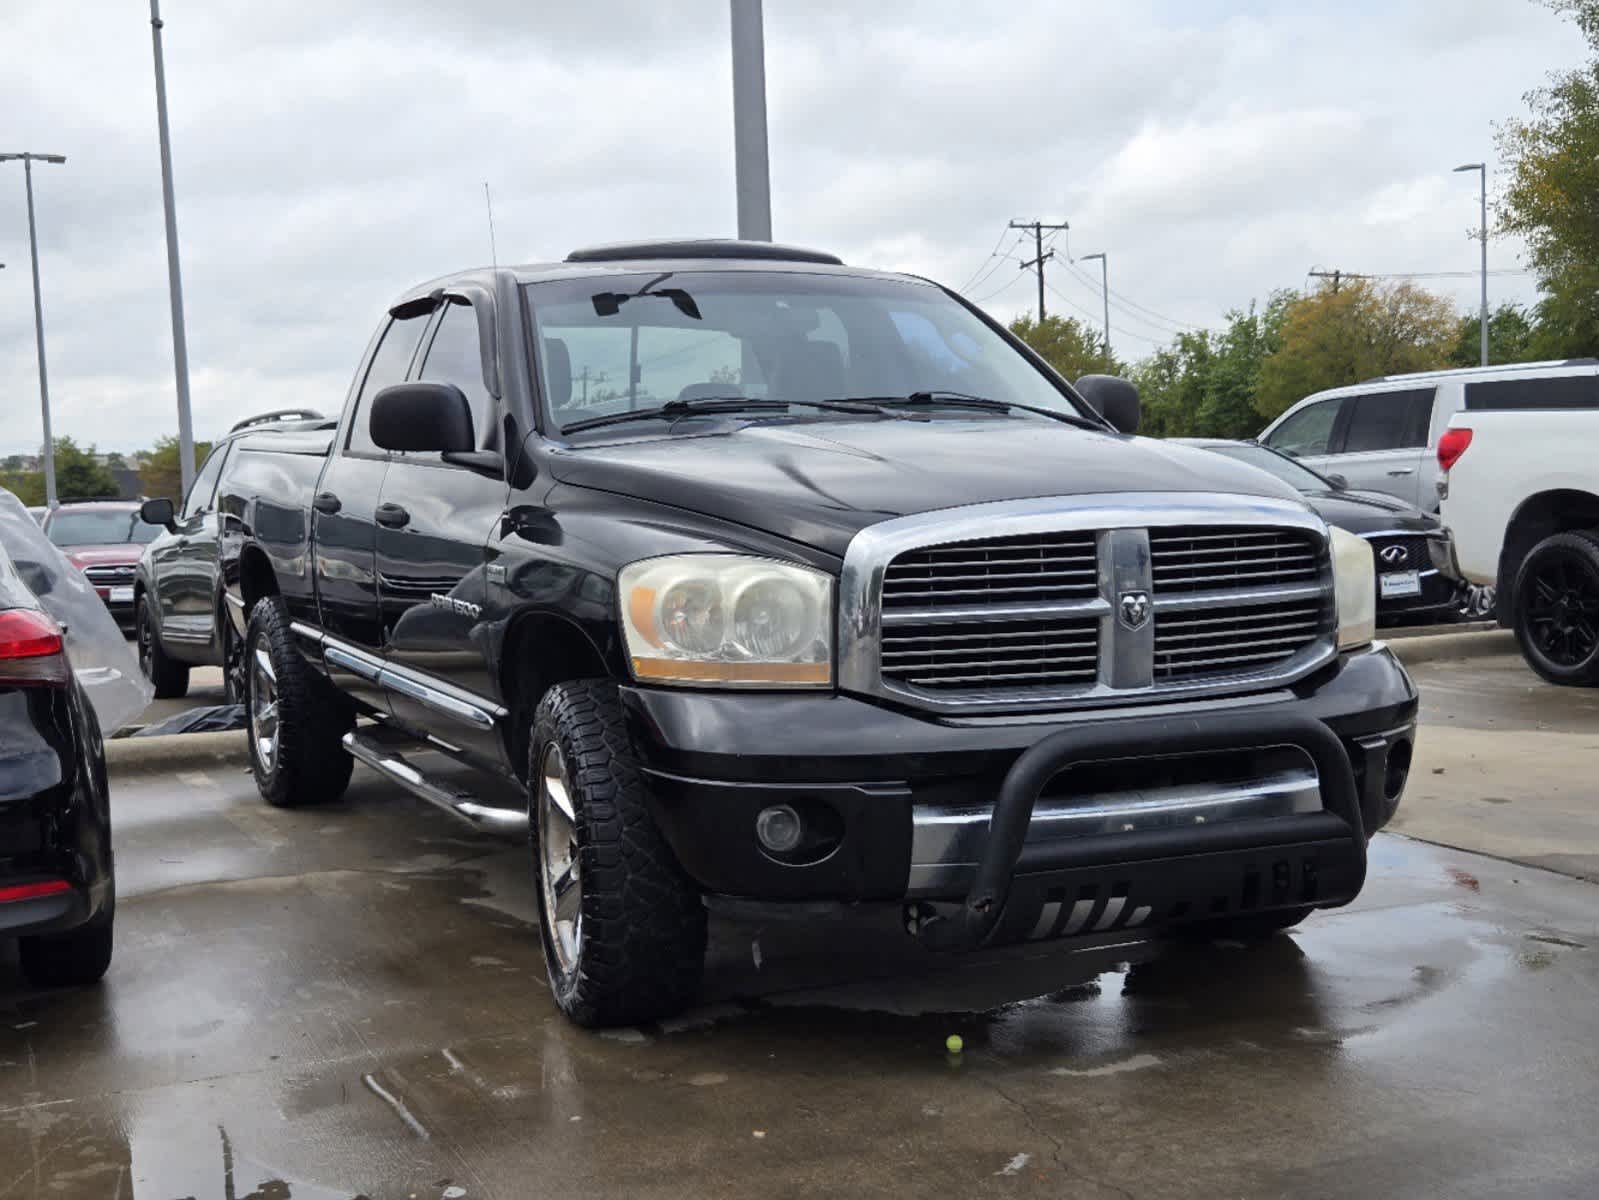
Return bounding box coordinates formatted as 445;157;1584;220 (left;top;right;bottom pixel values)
213;240;1417;1027
134;411;330;699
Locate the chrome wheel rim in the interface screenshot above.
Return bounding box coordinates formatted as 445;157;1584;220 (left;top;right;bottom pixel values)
537;742;583;974
249;644;280;772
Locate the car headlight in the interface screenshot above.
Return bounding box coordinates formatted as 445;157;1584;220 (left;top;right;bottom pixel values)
619;554;834;687
1330;526;1376;650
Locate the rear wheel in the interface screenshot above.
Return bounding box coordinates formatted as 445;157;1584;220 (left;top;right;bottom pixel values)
530;680;706;1027
137;595;189;700
1513;531;1599;686
245;597;354;807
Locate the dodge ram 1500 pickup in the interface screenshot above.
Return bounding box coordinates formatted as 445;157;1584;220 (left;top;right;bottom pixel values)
215;240;1417;1027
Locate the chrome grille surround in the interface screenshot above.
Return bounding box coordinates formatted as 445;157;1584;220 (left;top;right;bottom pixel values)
83;564;137;584
838;493;1336;715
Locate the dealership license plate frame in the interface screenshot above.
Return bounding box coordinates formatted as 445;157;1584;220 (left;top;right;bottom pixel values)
1379;570;1421;599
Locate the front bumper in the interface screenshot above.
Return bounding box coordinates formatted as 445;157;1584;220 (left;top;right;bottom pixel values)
623;644;1418;933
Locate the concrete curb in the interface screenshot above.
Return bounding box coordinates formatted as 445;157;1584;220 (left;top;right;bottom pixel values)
104;730;249;776
1386;628;1517;667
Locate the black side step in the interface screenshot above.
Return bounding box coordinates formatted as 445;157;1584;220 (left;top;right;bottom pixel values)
342;730;529;836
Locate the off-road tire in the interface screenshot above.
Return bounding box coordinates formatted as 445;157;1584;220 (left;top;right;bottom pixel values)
19;896;114;988
1178;905;1313;942
137;595;189;699
530;680;706;1027
1512;530;1599;686
245;597;354;807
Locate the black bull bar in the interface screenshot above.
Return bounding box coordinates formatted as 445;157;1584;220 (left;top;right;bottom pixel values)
914;710;1366;951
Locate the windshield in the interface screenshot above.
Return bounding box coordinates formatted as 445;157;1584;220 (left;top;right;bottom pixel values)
45;509;162;546
1204;443;1332;493
525;270;1091;432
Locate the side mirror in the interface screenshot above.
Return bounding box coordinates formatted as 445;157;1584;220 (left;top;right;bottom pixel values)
370;383;475;453
1074;374;1141;435
140;497;177;530
1325;473;1349;491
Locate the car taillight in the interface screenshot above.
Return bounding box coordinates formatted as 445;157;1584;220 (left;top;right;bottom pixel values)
1437;427;1473;472
0;608;69;686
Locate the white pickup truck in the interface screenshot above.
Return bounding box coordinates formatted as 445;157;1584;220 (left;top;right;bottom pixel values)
1439;360;1599;684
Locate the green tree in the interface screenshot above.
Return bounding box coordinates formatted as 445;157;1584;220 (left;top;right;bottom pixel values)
1131;293;1292;439
0;471;45;507
1449;302;1538;367
1496;0;1599;357
140;435;214;503
52;437;120;502
1254;279;1457;421
1008;314;1123;382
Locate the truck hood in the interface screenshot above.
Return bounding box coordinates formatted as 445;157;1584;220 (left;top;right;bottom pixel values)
549;417;1308;557
63;545;144;568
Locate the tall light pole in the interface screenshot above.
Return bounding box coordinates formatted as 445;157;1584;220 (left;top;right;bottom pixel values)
1454;162;1488;367
730;0;772;241
1080;252;1111;369
150;0;196;493
1;152;67;509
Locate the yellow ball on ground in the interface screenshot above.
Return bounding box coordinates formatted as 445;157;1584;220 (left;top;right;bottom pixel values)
945;1034;964;1054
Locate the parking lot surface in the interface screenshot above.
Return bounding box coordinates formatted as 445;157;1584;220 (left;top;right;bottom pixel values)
5;646;1598;1199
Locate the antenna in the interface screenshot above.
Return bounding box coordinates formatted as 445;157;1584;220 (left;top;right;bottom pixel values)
484;181;498;267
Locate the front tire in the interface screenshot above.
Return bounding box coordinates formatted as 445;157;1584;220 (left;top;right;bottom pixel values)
137;595;189;700
245;597;354;807
530;680;706;1028
1512;530;1599;686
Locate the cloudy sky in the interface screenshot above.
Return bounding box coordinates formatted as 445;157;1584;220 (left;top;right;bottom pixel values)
0;0;1585;456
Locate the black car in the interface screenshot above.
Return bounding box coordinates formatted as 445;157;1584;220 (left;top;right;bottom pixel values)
0;543;115;988
1175;439;1468;625
214;240;1418;1027
134;410;331;700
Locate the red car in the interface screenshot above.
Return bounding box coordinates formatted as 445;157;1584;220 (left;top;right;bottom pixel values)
41;501;163;629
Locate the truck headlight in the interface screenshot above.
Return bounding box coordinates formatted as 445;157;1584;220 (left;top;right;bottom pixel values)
1330;527;1376;650
619;555;834;687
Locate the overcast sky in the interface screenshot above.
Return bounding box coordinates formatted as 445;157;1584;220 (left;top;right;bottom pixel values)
0;0;1585;456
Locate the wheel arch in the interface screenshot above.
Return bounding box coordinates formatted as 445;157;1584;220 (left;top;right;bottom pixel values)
236;541;281;619
1497;489;1599;618
499;609;617;777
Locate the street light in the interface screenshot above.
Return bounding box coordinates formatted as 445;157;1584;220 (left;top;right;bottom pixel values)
1454;162;1488;367
0;152;67;509
1080;252;1111;370
150;0;196;494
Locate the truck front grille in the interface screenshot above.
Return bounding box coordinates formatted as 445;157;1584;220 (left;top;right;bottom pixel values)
849;504;1336;711
1153;598;1327;682
880;531;1098;611
881;616;1099;690
82;565;136;584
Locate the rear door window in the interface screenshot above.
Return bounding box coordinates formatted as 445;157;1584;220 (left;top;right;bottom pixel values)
1342;389;1434;453
1264;398;1344;456
347;313;431;456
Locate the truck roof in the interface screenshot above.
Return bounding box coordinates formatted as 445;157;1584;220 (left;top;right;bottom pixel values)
386;241;931;313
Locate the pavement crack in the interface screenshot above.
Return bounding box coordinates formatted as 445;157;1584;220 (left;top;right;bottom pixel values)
982;1073;1134;1200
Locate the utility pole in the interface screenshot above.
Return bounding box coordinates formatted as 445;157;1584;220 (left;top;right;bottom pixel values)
1;152;67;509
1308;268;1371;293
150;0;196;494
1080;252;1111;369
1454;162;1489;366
1010;219;1068;322
730;0;772;241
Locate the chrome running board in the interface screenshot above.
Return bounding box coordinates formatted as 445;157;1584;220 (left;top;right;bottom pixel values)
342;730;529;835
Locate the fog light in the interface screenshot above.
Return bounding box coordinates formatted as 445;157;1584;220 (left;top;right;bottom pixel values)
755;804;803;853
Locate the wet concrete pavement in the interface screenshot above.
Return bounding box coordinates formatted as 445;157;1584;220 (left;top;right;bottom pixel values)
4;744;1599;1199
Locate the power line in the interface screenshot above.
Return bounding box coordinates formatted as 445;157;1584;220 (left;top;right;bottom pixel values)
956;227;1016;293
1009;218;1070;321
1059;259;1195;336
1043;279;1168;346
961;231;1027;297
969;266;1030;306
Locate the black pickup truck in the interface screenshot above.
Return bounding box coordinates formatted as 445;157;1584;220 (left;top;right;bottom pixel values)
216;240;1417;1027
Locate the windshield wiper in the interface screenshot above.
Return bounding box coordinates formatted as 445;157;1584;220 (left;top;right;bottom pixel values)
864;391;1107;430
562;396;884;433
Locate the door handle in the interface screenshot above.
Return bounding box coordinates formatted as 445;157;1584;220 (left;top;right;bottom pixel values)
375;503;411;529
312;491;342;515
1387;468;1416;477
